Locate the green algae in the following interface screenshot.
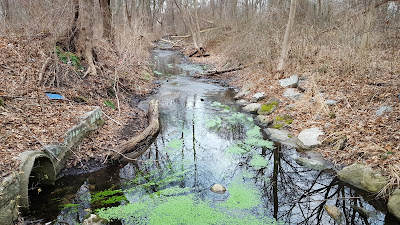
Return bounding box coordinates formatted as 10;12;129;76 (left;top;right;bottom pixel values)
226;145;248;155
250;155;269;170
206;117;222;129
167;139;183;149
222;181;261;210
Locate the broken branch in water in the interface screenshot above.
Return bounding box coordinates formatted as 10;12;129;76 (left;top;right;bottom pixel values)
110;99;160;161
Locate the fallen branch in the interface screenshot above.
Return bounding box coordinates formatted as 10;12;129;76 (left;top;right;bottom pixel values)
171;27;220;39
110;99;160;161
206;61;260;76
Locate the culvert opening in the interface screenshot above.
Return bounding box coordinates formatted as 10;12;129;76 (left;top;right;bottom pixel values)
26;157;56;217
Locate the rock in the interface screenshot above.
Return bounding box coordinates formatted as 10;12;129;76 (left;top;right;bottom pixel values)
210;184;227;194
388;189;400;220
376;106;392;116
272;115;293;129
251;92;266;102
264;128;299;148
295;157;327;170
236;99;248;105
234;88;250;100
82;214;108;225
283;88;304;100
337;164;387;194
324;205;342;224
279;75;299;87
297;128;324;149
326;99;338;105
243;103;261;113
256;115;271;126
257;100;279;115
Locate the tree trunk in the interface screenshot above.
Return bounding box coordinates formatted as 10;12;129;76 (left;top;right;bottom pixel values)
277;0;297;72
99;0;112;40
360;0;377;52
77;0;97;77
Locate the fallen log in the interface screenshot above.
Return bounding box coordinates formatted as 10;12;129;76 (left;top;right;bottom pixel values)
206;61;260;76
111;99;160;161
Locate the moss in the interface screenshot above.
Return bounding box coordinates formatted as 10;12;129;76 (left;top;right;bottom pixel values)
0;97;4;107
272;115;293;129
259;101;278;113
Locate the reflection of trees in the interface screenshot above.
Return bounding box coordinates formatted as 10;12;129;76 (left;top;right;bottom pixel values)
250;143;389;225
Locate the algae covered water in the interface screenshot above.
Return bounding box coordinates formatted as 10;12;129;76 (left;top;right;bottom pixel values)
26;45;398;224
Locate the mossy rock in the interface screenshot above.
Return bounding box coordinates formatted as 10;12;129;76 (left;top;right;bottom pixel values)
0;97;4;107
272;115;293;129
257;101;278;115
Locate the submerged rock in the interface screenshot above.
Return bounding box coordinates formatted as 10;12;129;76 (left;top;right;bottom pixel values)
236;99;248;105
211;184;227;194
376;106;392;116
283;88;304;100
324;205;342;224
234;88;250;100
243;103;261;113
82;214;108;225
279;75;299;88
295;157;327;170
337;164;387;194
297;128;324;149
388;189;400;220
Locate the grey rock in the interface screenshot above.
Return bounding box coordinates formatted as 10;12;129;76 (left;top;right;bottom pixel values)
279;75;299;87
211;184;227;194
251;92;266;102
376;106;392;116
326;99;338;105
297;128;324;149
388;189;400;220
337;164;387;194
283;88;304;100
236;99;248;105
256;115;271;126
295;157;327;170
234;87;250;100
264;128;299;148
243;103;261;113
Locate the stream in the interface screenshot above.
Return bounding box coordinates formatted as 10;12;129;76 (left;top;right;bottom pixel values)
26;44;398;225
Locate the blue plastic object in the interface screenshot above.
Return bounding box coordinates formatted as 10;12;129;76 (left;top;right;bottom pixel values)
45;92;64;100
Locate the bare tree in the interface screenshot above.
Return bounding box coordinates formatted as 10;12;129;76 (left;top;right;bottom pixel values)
277;0;297;72
77;0;96;77
99;0;112;40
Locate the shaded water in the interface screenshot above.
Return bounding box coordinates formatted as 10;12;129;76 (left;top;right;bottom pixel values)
27;46;398;224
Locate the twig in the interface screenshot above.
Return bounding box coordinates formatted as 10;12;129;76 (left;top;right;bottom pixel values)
102;111;124;126
100;146;160;162
38;58;51;86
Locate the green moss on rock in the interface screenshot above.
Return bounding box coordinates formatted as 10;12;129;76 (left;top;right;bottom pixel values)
257;101;278;115
272;115;293;129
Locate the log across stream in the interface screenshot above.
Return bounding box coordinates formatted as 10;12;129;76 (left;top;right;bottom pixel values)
25;45;398;224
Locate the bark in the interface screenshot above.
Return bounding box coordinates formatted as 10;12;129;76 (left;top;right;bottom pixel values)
111;100;160;160
360;0;377;51
277;0;297;72
99;0;112;40
77;0;96;77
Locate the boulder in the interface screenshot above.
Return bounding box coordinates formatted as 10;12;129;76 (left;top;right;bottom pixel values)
243;103;261;113
295;157;327;170
256;115;271;126
376;106;392;116
388;189;400;220
279;75;299;88
283;88;304;101
337;164;387;194
234;88;250;100
264;128;299;148
251;92;266;102
210;184;227;194
236;99;248;105
297;128;324;149
324;205;342;224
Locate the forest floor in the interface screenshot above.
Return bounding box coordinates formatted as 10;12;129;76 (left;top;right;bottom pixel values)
0;35;156;179
188;38;400;192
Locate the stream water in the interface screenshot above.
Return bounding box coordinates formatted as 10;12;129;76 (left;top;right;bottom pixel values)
26;45;398;225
